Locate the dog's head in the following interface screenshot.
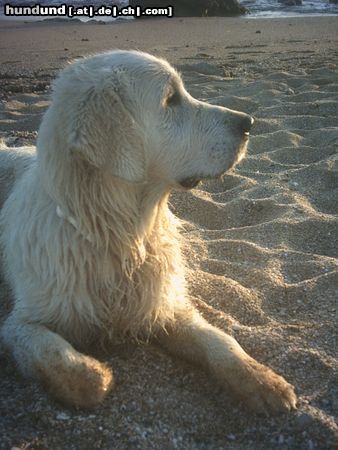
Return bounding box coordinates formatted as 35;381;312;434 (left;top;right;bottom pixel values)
47;50;253;189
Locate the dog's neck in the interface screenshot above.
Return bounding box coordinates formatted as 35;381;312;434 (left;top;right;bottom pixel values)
55;178;169;244
40;153;171;259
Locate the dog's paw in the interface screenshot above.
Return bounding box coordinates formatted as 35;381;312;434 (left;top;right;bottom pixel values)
232;357;297;414
38;353;114;408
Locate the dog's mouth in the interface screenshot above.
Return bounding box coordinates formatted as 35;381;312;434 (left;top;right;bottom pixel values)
179;177;202;189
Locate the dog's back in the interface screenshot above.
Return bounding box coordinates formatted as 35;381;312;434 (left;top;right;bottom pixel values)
0;142;36;208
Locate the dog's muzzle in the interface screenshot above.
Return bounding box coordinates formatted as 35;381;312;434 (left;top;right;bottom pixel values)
179;115;254;190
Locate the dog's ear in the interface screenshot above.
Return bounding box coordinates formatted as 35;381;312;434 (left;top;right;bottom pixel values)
67;66;146;183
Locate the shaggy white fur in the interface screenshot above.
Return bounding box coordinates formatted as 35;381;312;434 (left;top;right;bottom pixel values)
0;50;296;412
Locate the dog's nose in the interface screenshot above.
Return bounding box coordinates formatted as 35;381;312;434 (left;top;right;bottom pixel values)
239;114;254;134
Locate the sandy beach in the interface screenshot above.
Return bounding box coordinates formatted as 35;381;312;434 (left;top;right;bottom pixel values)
0;16;337;450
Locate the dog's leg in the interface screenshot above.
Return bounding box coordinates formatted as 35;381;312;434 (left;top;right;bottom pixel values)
2;314;113;408
156;311;296;414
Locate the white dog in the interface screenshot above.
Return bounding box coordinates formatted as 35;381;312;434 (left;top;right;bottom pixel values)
0;50;296;413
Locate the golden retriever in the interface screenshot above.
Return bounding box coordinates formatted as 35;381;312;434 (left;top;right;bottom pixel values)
0;50;296;413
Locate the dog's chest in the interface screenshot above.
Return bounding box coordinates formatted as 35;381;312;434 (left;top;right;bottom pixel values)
82;243;167;336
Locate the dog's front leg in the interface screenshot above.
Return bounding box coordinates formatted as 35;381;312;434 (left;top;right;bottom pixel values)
156;311;297;414
1;313;113;408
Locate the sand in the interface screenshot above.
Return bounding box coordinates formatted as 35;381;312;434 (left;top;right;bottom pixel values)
0;16;337;450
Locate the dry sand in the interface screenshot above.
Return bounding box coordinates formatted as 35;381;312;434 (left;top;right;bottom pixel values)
0;16;337;450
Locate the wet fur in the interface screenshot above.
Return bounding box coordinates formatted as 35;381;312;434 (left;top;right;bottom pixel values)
0;50;296;411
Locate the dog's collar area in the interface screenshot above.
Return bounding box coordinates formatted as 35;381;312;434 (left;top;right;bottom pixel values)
56;206;93;242
56;206;78;229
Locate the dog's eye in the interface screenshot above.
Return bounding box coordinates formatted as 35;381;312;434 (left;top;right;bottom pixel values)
166;90;180;107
